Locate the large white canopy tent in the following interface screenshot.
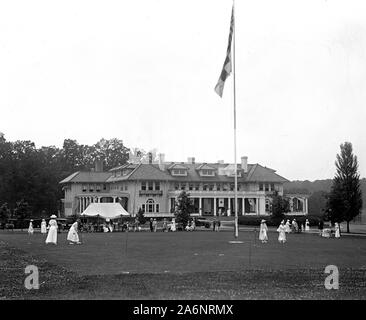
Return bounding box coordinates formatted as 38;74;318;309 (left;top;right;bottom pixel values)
80;203;130;219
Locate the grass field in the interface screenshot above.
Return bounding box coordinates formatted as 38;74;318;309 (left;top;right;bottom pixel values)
0;229;365;299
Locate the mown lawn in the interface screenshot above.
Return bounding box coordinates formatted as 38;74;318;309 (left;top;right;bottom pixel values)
0;230;365;299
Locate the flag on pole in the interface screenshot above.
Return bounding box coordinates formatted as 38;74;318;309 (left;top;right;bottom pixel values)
214;6;234;98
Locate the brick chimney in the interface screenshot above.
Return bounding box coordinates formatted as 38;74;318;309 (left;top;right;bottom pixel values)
187;157;195;164
241;156;248;173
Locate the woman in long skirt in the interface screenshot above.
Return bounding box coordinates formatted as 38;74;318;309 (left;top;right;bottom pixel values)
305;219;310;232
41;219;47;234
285;219;291;233
67;220;81;244
28;220;34;235
334;222;341;238
259;219;268;243
277;220;286;243
170;218;176;232
45;215;58;245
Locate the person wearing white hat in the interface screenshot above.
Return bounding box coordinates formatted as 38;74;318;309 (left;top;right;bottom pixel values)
277;220;286;243
67;219;81;244
170;218;176;232
259;219;268;243
305;219;310;232
28;220;34;235
285;219;291;233
334;222;341;238
41;219;47;234
45;215;58;245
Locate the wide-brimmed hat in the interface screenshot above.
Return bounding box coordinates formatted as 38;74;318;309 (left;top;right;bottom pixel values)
30;219;33;222
261;219;266;223
50;214;57;218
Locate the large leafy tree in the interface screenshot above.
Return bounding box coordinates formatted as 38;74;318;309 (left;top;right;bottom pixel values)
327;142;362;232
136;207;147;225
270;192;290;222
175;191;192;229
0;202;10;224
14;199;32;229
308;191;329;216
91;138;130;170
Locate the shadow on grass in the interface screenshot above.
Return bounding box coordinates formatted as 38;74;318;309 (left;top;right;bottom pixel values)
0;242;365;300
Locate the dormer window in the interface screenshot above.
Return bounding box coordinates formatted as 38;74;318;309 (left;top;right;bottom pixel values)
200;169;215;176
172;169;187;176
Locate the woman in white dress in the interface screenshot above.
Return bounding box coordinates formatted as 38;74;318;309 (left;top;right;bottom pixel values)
285;219;291;233
334;222;341;238
67;220;81;244
170;218;176;232
277;220;286;243
45;215;58;245
259;219;268;243
41;219;47;234
305;219;310;232
28;220;34;235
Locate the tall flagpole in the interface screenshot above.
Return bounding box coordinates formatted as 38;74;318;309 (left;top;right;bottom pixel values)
233;0;238;238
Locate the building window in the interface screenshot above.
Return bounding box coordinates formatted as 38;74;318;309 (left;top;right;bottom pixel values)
146;199;155;213
142;204;145;212
96;185;101;192
195;183;200;191
175;183;179;190
230;184;234;191
209;184;214;191
141;181;146;191
103;184;107;190
155;181;160;191
223;184;228;191
125;185;128;191
180;183;186;190
189;183;193;191
216;184;221;191
145;199;159;213
172;169;187;176
203;184;208;191
201;169;214;176
271;183;275;191
148;181;153;191
259;183;264;191
89;184;94;192
82;185;87;192
265;184;269;191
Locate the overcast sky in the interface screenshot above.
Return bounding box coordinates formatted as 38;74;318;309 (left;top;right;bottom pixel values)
1;0;365;181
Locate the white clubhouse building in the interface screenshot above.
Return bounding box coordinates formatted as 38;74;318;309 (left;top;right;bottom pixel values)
60;155;308;218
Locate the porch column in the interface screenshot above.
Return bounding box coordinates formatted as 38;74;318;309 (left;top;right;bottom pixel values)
199;197;202;216
214;198;217;216
79;197;82;214
256;198;260;215
242;198;245;215
305;198;308;214
228;198;231;216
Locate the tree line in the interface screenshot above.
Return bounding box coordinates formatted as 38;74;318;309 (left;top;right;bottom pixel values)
0;133;133;223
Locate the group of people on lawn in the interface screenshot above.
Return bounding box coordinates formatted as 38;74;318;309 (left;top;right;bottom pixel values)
28;215;81;245
259;218;341;244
